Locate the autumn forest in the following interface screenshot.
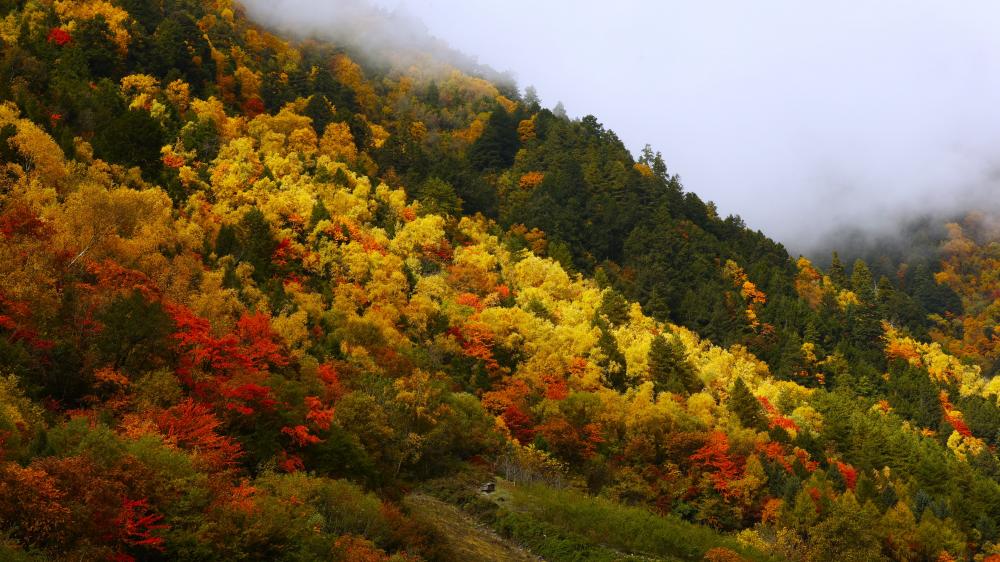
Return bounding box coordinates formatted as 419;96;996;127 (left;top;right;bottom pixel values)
1;0;1000;560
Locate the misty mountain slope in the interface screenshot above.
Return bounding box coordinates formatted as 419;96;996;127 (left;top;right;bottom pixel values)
2;1;1000;561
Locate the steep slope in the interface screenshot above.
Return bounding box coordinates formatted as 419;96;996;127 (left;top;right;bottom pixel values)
1;1;1000;561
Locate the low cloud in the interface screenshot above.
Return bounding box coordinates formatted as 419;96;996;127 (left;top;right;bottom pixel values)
239;0;1000;256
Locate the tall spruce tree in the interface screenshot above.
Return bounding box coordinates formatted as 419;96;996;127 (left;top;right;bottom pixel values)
648;334;702;395
728;377;766;430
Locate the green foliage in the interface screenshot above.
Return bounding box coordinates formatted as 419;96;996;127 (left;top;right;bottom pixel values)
728;378;766;430
92;109;166;175
3;1;1000;559
95;291;172;374
469;106;519;171
648;334;702;395
503;483;771;561
415;176;462;217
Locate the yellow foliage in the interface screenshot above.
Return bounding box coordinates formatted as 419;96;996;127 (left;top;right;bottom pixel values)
120;74;160;99
884;324;981;392
946;430;985;461
518;117;536;142
633;163;653;178
836;289;860;309
165;79;191;115
496;95;517;114
8;119;68;187
409;121;427;142
234;65;262;99
369;122;390;149
794;256;827;309
55;0;131;52
332;54;378;114
454;116;486;144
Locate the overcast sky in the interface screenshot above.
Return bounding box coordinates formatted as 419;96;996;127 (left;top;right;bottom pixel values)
244;0;1000;252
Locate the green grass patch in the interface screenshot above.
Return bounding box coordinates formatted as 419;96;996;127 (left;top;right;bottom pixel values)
502;481;772;562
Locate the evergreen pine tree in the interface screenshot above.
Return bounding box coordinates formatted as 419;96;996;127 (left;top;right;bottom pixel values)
829;252;847;288
728;377;766;430
851;259;876;303
648;334;702;394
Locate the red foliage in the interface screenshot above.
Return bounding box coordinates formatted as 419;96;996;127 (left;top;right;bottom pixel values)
793;447;819;472
86;260;161;301
0;205;51;239
535;416;601;461
117;498;168;552
152;399;243;470
226;479;258;514
47;27;71;46
235;312;288;369
448;323;500;372
282;425;323;447
757;396;800;433
316;362;345;401
221;383;277;415
756;441;793;473
167;306;287;390
769;416;799;433
168;304;241;376
305;396;334;430
542;373;569;400
757;396;778;416
241;97;265;117
836;461;857;491
271;238;293;266
689;431;743;497
277;452;304;473
0;293;53;352
501;404;535;443
421;240;454;263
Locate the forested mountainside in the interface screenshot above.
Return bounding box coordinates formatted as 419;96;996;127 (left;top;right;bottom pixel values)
2;1;1000;560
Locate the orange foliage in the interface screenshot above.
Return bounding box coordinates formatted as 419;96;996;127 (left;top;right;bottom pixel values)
704;547;752;562
305;396;335;430
836;461;857;490
0;462;70;544
690;432;743;497
449;322;500;373
153;399;243;471
519;171;545;190
543;373;569;400
316;362;346;402
760;498;783;523
333;535;396;562
535;416;603;461
455;292;483;312
282;425;323;447
939;391;972;437
885;338;921;364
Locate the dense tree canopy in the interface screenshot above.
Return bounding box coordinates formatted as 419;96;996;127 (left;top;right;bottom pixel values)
0;1;996;560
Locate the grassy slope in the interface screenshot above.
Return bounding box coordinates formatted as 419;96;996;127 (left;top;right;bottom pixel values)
416;471;771;562
498;481;771;562
404;493;539;562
